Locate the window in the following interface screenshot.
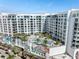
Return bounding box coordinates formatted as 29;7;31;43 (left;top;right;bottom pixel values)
78;28;79;31
77;13;79;17
72;44;75;47
77;37;79;39
30;19;33;20
74;23;78;27
77;41;79;43
75;18;78;22
59;19;60;21
64;26;66;29
64;22;66;25
74;32;76;34
12;16;15;18
64;19;66;22
21;19;23;20
73;36;76;38
74;28;77;30
72;40;75;42
76;45;79;48
77;32;79;34
64;14;67;17
8;16;11;18
73;14;76;17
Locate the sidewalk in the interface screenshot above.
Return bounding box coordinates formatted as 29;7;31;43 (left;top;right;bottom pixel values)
51;54;72;59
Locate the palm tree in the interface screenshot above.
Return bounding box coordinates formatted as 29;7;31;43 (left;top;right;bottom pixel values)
27;54;37;59
47;34;52;39
42;39;48;46
29;55;35;59
54;40;61;45
36;38;40;44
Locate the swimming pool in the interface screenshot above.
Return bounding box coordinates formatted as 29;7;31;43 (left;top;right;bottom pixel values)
3;36;13;44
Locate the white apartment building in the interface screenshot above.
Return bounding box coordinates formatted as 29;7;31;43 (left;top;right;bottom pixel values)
66;9;79;58
0;9;79;58
45;12;67;45
45;12;68;59
0;13;48;35
46;9;79;58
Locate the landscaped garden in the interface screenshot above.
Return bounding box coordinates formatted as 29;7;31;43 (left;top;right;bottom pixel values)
0;32;64;50
2;32;62;48
0;33;3;36
34;32;52;39
0;32;64;59
13;33;29;41
32;32;62;48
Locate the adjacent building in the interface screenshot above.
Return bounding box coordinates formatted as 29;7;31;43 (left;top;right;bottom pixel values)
45;12;68;45
66;9;79;57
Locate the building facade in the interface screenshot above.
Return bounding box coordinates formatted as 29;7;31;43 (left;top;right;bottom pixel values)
66;9;79;57
0;13;48;35
0;9;79;58
45;12;68;44
45;9;79;58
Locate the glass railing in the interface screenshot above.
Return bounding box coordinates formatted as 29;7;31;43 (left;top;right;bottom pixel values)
24;45;45;57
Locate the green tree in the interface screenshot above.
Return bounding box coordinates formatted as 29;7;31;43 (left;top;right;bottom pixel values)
54;40;61;45
36;38;40;43
7;55;14;59
43;39;48;46
47;35;52;39
0;33;3;36
12;46;21;54
13;33;28;41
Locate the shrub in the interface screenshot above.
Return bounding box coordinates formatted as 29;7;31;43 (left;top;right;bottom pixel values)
42;39;48;46
7;55;14;59
12;46;21;54
54;40;61;45
13;33;28;41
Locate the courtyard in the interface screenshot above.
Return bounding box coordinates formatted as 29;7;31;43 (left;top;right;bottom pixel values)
0;32;65;59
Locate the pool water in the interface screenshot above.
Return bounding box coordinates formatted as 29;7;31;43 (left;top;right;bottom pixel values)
3;36;13;44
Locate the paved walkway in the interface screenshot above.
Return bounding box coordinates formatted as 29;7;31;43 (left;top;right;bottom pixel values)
0;49;8;59
52;54;72;59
